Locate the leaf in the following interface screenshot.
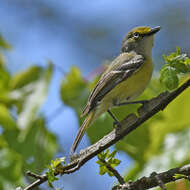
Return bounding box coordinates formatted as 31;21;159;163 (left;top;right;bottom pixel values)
98;151;107;160
173;174;187;179
0;104;17;130
0;65;12;105
14;63;53;130
160;66;179;90
111;159;121;166
107;171;114;177
3;117;58;173
0;135;8;148
105;149;110;158
9;66;42;90
0;148;22;183
161;47;190;79
60;67;89;112
96;160;104;166
99;166;107;175
173;62;189;73
108;150;117;159
0;34;11;50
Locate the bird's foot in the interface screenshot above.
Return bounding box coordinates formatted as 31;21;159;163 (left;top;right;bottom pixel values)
113;120;122;128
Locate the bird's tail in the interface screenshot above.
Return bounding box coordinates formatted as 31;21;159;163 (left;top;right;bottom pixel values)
70;111;95;155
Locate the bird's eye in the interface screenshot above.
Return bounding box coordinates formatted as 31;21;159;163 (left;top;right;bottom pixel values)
133;32;140;39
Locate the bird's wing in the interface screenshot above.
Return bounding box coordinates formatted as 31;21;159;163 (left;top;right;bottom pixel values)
82;53;145;116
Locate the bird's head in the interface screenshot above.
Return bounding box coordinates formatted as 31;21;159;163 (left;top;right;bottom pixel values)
121;26;160;57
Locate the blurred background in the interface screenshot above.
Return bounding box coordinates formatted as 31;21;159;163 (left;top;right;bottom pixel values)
0;0;190;189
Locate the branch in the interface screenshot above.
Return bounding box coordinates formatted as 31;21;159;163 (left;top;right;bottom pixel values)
151;172;167;190
21;78;190;190
112;164;190;190
99;158;125;184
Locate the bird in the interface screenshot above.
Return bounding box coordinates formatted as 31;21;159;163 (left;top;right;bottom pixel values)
70;26;161;155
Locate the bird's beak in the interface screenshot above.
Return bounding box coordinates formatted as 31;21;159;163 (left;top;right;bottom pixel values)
147;26;161;36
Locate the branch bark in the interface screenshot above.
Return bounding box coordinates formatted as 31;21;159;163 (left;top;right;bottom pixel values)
21;78;190;190
112;164;190;190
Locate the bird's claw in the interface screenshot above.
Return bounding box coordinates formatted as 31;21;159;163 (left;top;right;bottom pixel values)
113;121;122;128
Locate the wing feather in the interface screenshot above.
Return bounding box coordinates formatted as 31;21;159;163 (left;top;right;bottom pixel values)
82;53;145;116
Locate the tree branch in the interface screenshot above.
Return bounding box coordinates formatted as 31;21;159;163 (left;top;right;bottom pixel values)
112;164;190;190
21;78;190;190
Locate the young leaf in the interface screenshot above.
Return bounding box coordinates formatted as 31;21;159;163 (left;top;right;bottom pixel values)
160;66;179;90
99;166;107;175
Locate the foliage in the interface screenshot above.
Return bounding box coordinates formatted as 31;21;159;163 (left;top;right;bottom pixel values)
160;47;190;90
0;35;58;189
173;173;188;180
46;157;66;188
0;34;11;50
96;149;121;176
61;49;190;189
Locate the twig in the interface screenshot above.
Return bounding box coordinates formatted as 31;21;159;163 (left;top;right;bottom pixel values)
112;164;190;190
26;171;45;180
99;158;125;184
21;78;190;190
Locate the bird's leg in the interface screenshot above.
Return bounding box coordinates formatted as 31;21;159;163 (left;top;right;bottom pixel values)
107;109;121;127
114;100;148;107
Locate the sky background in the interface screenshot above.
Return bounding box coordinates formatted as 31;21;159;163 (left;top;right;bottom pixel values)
0;0;190;189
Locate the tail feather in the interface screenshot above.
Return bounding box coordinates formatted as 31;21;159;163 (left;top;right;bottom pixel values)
70;111;95;155
81;103;90;117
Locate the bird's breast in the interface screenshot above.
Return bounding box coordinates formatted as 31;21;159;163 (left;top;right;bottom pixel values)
102;59;153;109
93;59;153;118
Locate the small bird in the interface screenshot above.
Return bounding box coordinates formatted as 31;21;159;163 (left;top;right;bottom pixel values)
70;26;161;155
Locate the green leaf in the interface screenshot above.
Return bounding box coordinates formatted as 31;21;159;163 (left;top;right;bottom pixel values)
0;104;17;130
96;160;104;166
60;67;89;112
99;166;107;175
173;174;187;179
9;66;42;90
105;149;110;158
0;65;12;105
184;58;190;72
97;151;106;160
107;171;114;177
162;47;182;64
0;34;11;50
111;159;121;166
13;63;53;130
46;165;59;188
3;117;58;173
176;46;181;54
0;135;8;148
0;148;22;183
161;47;190;78
52;157;66;168
160;66;179;90
108;150;117;159
173;62;189;73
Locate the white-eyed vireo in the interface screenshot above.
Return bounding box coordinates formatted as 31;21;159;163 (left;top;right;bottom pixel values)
70;26;161;155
